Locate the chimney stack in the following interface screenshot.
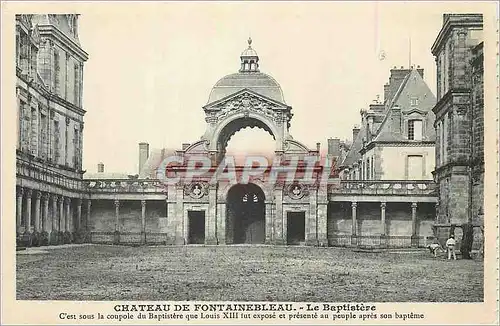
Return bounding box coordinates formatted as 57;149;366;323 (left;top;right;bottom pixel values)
316;142;321;152
390;106;402;134
138;142;150;174
387;67;412;105
352;125;360;141
327;138;341;157
97;162;104;173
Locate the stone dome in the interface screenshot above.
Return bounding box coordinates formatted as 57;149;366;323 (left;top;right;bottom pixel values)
207;72;285;104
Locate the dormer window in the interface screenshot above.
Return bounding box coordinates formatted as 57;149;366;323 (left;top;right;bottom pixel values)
408;119;423;140
410;97;419;106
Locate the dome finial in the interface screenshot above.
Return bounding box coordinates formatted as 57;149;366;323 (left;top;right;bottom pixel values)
240;37;259;73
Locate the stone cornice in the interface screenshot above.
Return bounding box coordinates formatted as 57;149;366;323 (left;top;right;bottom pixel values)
361;140;435;153
432;88;471;117
431;14;483;55
38;25;89;61
17;73;87;117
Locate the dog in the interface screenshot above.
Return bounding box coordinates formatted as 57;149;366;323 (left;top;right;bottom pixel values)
426;243;444;258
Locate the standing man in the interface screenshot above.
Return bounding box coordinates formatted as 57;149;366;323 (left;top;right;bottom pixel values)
446;235;457;260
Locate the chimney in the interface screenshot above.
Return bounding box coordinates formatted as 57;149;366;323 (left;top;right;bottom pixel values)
138;142;150;174
316;142;321;152
352;125;360;141
182;143;190;150
328;138;340;157
387;67;411;104
97;162;104;173
383;83;390;103
390;106;402;134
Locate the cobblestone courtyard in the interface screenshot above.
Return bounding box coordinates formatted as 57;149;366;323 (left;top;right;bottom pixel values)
16;245;483;302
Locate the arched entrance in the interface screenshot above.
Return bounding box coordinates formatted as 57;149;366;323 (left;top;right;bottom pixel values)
226;183;266;244
217;116;276;162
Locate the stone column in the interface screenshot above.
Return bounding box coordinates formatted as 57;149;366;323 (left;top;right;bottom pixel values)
411;202;418;247
76;199;82;232
380;202;386;235
51;195;58;245
114;199;120;244
16;188;23;234
42;193;49;232
380;202;387;247
34;191;41;233
141;199;146;244
114;199;120;231
25;189;32;233
65;197;71;232
59;196;65;234
351;201;357;246
264;201;273;244
41;193;51;245
206;184;217;245
86;199;91;230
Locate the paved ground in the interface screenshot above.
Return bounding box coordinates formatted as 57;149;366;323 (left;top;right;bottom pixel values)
16;245;483;302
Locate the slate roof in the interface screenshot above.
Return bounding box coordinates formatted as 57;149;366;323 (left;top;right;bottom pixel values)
207;72;285;104
340;68;437;168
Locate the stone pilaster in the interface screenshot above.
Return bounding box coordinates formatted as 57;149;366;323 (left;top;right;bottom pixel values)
317;185;328;247
264;201;273;244
176;186;186;245
306;186;318;246
216;202;226;245
206;184;217;244
273;187;284;245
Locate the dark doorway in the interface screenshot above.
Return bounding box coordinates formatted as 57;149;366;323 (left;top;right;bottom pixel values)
188;211;205;244
287;212;305;245
226;183;265;244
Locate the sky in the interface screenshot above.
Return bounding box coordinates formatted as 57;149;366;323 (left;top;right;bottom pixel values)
76;2;484;175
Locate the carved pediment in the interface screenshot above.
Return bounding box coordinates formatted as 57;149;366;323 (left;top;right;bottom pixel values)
203;89;291;124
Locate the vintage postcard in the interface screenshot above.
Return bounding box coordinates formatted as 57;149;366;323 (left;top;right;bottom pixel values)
1;1;499;325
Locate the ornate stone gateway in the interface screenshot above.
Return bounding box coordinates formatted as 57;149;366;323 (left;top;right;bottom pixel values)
162;38;329;246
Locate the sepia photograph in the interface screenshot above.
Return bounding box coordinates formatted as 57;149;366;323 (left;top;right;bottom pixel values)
2;1;498;325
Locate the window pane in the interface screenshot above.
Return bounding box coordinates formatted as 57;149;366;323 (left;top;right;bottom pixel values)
414;120;423;140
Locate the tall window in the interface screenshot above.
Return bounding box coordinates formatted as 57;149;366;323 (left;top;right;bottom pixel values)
53;51;60;95
74;63;80;106
408;119;423;140
40;113;47;159
53;120;60;163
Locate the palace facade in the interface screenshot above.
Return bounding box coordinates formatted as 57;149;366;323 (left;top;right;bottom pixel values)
15;14;89;246
430;14;484;243
15;14;483;250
